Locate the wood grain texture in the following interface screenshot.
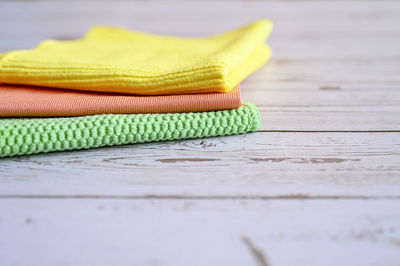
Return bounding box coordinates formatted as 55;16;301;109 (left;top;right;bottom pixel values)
1;1;400;266
1;133;400;197
1;1;399;131
1;199;400;266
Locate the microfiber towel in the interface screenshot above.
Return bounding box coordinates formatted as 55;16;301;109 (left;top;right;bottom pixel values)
0;102;260;157
0;20;272;95
0;84;241;117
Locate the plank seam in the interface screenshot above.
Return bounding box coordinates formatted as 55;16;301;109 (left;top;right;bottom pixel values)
1;195;400;200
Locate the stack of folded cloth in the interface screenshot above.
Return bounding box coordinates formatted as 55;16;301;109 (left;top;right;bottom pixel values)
0;20;272;157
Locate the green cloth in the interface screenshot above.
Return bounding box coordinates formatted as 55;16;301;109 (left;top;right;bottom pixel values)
0;102;260;157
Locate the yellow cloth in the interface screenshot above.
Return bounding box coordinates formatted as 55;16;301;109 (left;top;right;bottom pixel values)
0;20;272;95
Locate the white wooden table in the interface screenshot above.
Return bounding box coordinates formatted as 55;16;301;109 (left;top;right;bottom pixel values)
1;1;400;266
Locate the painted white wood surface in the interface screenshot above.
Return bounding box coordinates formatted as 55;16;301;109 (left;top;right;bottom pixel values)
1;1;399;131
1;133;399;197
1;1;400;266
1;199;400;266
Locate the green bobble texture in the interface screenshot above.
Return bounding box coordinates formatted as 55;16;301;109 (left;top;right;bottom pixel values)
0;102;260;157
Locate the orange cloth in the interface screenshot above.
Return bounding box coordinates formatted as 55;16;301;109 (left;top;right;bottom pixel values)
0;84;241;117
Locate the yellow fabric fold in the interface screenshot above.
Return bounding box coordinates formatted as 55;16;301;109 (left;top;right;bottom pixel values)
0;20;273;95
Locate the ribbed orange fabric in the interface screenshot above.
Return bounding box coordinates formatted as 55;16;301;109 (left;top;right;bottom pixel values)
0;84;241;117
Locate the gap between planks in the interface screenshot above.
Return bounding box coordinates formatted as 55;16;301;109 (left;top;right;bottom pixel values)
1;194;400;200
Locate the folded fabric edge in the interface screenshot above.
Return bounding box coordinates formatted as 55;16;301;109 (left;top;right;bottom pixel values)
242;102;261;132
0;102;261;158
0;20;273;95
223;43;271;92
0;84;242;117
0;44;270;95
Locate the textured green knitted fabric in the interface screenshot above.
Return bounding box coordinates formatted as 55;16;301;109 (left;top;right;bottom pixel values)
0;102;260;157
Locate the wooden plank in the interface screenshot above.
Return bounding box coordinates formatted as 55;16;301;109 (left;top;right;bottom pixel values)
1;2;399;130
1;1;400;59
242;59;400;91
1;1;400;35
0;198;399;266
1;133;399;197
256;106;400;131
0;1;399;266
241;66;400;130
